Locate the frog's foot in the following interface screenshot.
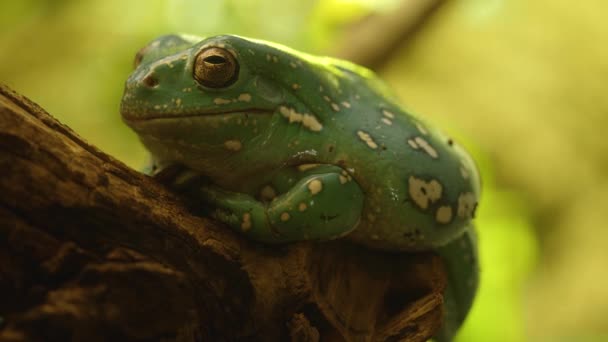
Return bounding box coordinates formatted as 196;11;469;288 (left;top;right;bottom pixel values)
140;156;213;193
140;156;201;188
198;165;364;243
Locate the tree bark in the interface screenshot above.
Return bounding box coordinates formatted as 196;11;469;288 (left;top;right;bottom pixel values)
0;84;446;341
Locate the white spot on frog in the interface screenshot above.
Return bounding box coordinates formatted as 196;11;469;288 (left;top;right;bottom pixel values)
280;212;291;221
413;137;438;159
382;109;395;119
298;202;307;211
279;106;323;132
175;98;182;107
241;213;252;231
308;179;323;195
408;176;442;209
292;83;301;90
381;118;393;126
457;192;476;219
323;96;331;102
460;165;470;179
331;103;340;112
238;93;252;102
357;130;378;149
416;122;428;135
289;62;298;68
339;170;352;184
436;205;453;224
298;164;320;172
214;98;232;105
272;56;279;63
407;139;419;149
341;101;351;108
339;170;353;184
223;140;242;151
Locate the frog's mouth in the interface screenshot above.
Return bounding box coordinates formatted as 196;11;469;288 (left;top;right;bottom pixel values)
121;108;277;143
121;108;276;122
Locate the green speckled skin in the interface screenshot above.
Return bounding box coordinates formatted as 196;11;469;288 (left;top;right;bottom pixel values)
120;34;481;340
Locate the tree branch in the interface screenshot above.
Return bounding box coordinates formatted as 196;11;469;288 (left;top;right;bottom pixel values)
331;0;446;70
0;84;446;341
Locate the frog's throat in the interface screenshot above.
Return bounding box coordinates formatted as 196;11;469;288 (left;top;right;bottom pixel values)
121;108;275;122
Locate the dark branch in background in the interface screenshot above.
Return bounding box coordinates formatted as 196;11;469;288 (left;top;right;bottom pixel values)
0;83;446;341
331;0;446;70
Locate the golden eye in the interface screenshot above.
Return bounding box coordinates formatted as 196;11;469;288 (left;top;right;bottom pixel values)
194;47;239;88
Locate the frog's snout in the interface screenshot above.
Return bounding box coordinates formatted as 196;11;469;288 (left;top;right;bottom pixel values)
129;52;191;91
140;72;160;88
127;66;162;92
120;66;166;120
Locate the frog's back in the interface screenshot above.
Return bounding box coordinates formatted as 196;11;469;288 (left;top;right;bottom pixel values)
311;62;481;251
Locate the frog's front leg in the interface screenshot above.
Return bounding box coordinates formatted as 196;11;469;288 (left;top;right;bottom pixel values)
197;165;364;243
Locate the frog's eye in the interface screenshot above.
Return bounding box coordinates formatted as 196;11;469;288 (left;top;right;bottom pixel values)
194;47;239;88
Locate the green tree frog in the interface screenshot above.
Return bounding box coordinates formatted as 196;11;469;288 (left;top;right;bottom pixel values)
120;34;481;341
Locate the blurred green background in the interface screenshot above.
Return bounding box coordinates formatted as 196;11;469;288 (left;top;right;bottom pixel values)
1;0;607;341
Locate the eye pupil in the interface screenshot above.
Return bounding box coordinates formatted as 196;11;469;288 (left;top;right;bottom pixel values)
194;47;239;88
203;55;226;64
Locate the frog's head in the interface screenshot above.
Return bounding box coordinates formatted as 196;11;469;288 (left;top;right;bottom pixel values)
121;34;362;181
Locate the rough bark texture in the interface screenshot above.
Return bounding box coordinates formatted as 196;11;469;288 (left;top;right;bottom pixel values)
0;84;446;341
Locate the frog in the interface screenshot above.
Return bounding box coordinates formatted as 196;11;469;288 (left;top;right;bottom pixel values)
120;34;481;341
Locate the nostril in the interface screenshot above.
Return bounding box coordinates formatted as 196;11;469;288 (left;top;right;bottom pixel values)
143;74;159;88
